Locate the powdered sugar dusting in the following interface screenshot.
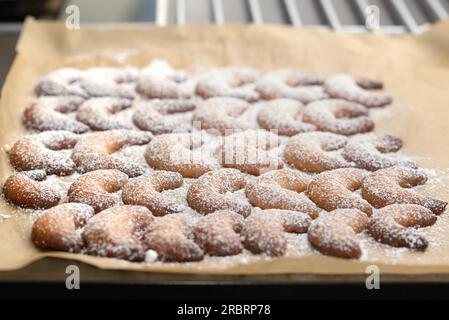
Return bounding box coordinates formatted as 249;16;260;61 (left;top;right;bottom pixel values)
324;74;393;108
1;61;447;266
302;99;374;136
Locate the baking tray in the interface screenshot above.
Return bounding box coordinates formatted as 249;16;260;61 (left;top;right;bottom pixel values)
2;258;449;299
1;19;449;297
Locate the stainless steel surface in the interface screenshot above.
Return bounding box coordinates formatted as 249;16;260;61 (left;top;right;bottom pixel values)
284;0;302;26
212;0;225;24
319;0;342;31
354;0;407;33
156;0;169;25
389;0;421;32
425;0;449;19
248;0;263;24
175;0;185;25
156;0;449;32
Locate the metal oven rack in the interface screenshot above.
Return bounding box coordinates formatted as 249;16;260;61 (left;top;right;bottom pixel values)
156;0;448;33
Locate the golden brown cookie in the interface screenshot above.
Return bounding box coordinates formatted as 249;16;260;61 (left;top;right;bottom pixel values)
362;166;447;214
342;134;417;171
68;169;128;213
2;170;62;209
217;129;283;175
145;133;217;178
22;96;88;133
80;67;138;99
122;171;184;216
9;131;79;176
133;99;196;134
187;168;251;217
137;75;188;99
35;68;87;97
245;169;320;218
82;205;153;261
32;203;94;252
193;210;244;257
283;131;350;173
241;209;311;257
306;168;372;215
324;74;392;108
255;70;326;103
367;204;437;250
195;68;259;102
72;130;152;177
144;214;204;262
257;99;315;136
308;209;368;259
192;97;250;135
302;99;374;136
76;97;132;131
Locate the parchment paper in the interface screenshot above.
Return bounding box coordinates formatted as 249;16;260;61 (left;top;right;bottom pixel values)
0;17;449;274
